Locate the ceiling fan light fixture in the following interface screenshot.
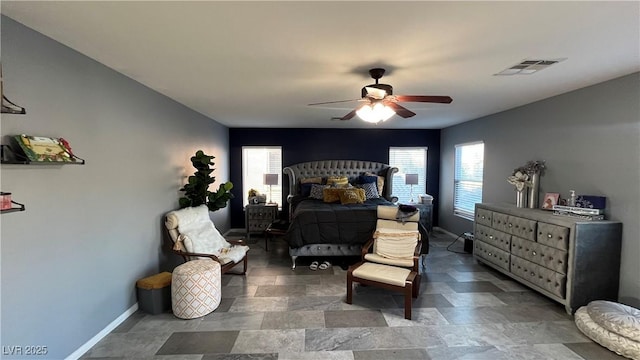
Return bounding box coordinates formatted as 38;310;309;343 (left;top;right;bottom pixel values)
356;102;395;123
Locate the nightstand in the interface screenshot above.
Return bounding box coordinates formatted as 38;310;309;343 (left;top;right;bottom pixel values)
245;204;278;241
412;203;433;234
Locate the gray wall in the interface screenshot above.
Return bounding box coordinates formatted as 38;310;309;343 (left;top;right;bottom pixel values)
439;72;640;307
1;17;231;359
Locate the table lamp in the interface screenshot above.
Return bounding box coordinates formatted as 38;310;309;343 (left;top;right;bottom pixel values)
263;173;279;204
405;174;419;203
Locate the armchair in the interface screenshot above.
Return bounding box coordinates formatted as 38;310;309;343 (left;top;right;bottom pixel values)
346;205;422;319
165;205;249;274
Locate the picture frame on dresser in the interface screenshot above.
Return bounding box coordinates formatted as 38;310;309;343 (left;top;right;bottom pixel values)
542;192;560;209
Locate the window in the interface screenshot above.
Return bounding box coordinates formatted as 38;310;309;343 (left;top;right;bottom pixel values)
389;147;427;204
242;146;282;207
454;141;484;220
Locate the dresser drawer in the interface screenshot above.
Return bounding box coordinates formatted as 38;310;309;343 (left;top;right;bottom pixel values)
511;255;566;298
475;208;493;226
475;224;511;252
248;220;272;232
474;240;510;271
537;222;570;250
493;212;536;240
511;236;568;274
247;209;276;220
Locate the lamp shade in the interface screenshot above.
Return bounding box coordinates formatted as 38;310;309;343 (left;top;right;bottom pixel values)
405;174;419;185
356;102;395;123
263;173;279;186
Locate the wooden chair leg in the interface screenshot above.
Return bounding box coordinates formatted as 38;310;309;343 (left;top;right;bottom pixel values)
404;280;413;320
346;270;353;304
413;274;421;298
242;254;248;275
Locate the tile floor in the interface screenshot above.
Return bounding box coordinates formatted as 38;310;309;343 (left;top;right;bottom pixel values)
81;229;625;360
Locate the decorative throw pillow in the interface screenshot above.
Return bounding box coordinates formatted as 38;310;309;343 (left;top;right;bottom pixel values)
301;176;323;184
309;184;328;200
326;176;349;187
323;188;342;203
300;183;314;197
365;172;385;196
339;188;366;204
332;182;353;189
360;182;379;199
358;175;378;185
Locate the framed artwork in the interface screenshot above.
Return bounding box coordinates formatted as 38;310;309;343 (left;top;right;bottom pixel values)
542;192;560;209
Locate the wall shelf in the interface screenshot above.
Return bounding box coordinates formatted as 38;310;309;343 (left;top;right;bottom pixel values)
1;158;85;165
1;144;85;165
1;200;25;214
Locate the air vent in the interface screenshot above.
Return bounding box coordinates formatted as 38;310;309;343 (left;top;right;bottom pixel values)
494;58;566;76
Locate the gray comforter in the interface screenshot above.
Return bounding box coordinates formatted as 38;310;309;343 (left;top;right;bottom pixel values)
285;197;393;248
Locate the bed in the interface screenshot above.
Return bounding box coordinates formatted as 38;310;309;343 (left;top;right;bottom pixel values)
282;160;399;269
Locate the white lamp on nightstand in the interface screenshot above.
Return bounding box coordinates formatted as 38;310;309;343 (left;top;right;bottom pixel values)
263;173;278;204
405;174;419;203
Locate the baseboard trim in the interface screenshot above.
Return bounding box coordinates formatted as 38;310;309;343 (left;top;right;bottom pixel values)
65;303;139;360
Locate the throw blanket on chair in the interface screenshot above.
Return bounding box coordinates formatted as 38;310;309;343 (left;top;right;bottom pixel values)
172;205;247;264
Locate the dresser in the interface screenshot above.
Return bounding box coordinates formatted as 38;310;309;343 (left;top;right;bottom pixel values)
245;204;278;241
474;203;622;314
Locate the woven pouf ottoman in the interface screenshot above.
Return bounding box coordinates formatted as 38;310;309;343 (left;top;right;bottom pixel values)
171;260;221;319
575;300;640;360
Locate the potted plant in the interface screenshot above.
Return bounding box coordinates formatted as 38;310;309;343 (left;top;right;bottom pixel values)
179;150;234;211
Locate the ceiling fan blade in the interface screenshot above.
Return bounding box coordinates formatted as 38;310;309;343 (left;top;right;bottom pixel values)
385;102;416;118
308;99;361;106
364;86;387;100
394;95;453;104
340;109;358;120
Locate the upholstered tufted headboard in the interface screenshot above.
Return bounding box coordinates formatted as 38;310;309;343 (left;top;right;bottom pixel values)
283;160;398;202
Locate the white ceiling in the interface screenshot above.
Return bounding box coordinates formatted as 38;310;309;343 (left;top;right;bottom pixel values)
2;1;639;129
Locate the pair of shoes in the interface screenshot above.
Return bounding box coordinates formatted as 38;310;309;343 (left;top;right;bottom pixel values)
319;261;332;270
310;261;319;271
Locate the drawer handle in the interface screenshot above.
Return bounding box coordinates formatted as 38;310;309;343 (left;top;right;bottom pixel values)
531;272;535;276
547;233;552;238
488;252;492;256
509;223;513;227
489;235;493;239
532;251;537;256
482;215;486;219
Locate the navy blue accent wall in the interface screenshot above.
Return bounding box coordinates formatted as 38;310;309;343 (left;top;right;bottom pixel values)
229;128;441;228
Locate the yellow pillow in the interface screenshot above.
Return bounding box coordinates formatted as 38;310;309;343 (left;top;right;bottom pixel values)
326;176;349;186
323;188;342;203
339;188;366;204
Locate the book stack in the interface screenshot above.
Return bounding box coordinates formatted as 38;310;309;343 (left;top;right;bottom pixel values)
552;205;605;221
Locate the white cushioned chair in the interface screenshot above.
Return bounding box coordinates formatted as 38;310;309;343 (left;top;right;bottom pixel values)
165;205;249;275
346;205;422;320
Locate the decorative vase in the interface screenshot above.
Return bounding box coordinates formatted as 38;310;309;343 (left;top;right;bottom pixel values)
516;189;527;208
528;172;540;208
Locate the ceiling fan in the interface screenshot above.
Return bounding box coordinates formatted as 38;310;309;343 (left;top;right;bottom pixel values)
309;68;452;123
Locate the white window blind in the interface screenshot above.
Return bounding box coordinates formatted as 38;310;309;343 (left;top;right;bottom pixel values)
389;147;427;204
242;146;282;207
454;142;484;220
